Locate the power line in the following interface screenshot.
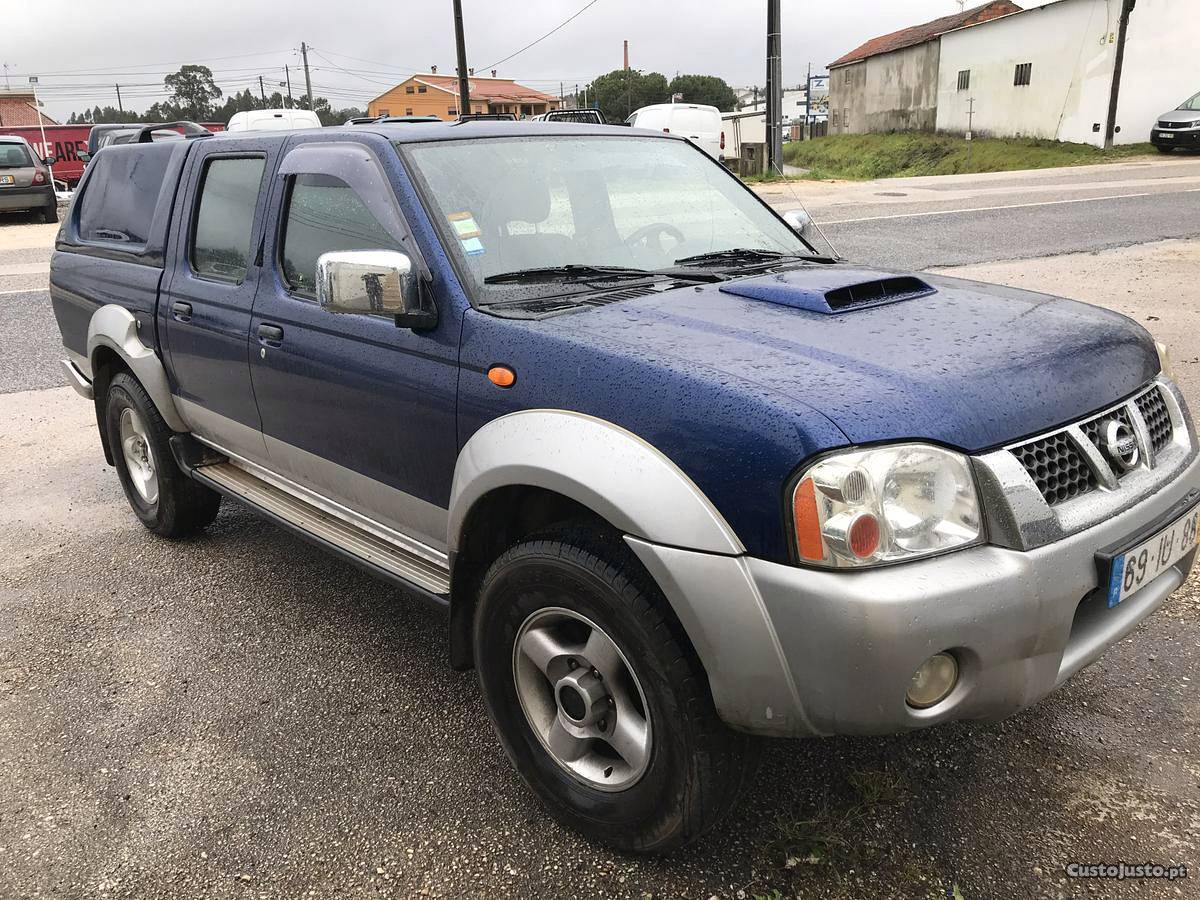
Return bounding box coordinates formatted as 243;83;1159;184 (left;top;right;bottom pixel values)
16;49;295;78
482;0;603;71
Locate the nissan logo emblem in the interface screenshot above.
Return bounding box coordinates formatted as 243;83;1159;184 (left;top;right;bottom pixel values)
1102;419;1140;472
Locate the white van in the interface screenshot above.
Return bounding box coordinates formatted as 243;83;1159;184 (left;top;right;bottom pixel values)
626;103;725;160
226;109;322;132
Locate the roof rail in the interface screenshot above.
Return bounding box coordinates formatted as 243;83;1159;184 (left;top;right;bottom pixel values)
135;121;213;143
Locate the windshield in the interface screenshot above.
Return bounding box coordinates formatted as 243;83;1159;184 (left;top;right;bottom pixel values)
1179;91;1200;111
0;143;33;168
401;135;814;305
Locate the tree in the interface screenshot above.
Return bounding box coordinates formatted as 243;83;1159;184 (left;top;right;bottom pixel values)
584;69;669;123
667;74;737;112
163;64;223;120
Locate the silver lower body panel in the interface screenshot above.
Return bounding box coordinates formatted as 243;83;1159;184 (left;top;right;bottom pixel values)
196;461;451;596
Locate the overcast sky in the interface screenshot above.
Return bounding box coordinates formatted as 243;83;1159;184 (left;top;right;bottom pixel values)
6;0;1049;119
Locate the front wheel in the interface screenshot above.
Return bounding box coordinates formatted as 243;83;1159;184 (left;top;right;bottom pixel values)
474;531;757;853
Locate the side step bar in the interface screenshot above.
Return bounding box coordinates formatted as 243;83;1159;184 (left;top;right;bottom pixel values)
193;461;451;602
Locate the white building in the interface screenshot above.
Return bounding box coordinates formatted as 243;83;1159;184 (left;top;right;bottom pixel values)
936;0;1199;146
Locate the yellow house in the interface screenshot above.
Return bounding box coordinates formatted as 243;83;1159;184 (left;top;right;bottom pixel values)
368;73;561;120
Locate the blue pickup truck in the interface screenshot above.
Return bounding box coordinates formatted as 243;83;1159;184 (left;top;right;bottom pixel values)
50;122;1199;853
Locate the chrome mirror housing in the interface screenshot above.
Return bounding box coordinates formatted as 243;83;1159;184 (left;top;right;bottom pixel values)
316;249;435;328
783;208;812;234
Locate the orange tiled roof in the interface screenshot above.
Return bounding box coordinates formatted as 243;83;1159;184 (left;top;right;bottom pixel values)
0;91;58;127
829;1;1022;68
407;74;557;103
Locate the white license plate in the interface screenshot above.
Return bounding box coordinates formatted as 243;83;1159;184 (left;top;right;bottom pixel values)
1107;507;1199;607
0;175;13;185
1160;132;1175;139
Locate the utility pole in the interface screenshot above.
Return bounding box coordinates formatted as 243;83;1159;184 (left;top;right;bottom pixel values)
452;0;471;116
115;84;123;113
300;42;314;110
1104;0;1136;150
284;65;294;108
766;0;783;174
2;63;11;89
258;75;267;107
29;76;54;189
802;63;811;139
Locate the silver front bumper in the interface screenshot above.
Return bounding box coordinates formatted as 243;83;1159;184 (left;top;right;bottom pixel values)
628;411;1200;739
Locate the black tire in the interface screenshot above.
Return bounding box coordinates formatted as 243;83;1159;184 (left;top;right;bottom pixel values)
474;529;757;853
104;371;220;537
1157;145;1174;154
42;202;59;224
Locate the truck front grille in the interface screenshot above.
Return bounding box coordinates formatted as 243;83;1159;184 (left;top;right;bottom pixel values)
1135;387;1173;454
1011;432;1095;504
1009;384;1175;507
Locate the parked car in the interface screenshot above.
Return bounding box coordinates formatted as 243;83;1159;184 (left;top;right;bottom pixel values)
0;134;57;223
227;108;321;132
50;122;1199;853
1151;90;1200;152
532;108;607;125
627;103;724;159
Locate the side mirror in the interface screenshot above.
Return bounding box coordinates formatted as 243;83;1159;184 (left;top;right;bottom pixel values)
316;249;436;330
43;156;56;167
78;151;91;164
783;208;812;234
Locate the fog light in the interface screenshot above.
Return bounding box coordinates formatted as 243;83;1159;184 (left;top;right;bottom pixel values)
906;652;958;709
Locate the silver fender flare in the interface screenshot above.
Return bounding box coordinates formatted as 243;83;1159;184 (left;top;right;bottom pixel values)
87;304;188;433
448;410;745;555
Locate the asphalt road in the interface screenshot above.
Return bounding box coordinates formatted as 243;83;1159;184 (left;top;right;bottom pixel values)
2;163;1200;898
758;155;1200;270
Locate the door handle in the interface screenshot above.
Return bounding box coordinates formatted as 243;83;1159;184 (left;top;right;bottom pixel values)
257;323;284;344
171;301;192;321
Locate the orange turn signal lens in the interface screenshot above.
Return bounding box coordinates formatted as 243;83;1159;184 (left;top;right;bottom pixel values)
793;477;825;561
487;365;516;388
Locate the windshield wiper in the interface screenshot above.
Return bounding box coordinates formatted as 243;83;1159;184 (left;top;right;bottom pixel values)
484;264;663;285
674;248;809;268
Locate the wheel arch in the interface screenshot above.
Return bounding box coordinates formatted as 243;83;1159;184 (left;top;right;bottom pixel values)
86;304;188;434
446;411;746;669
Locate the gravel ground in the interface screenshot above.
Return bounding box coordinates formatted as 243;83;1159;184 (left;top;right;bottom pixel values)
1;223;1198;899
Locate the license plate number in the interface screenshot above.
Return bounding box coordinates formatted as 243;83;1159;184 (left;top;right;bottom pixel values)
0;175;13;185
1107;507;1199;607
1161;132;1175;139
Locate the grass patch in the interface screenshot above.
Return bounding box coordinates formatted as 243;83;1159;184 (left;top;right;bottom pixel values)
770;768;910;869
781;132;1157;180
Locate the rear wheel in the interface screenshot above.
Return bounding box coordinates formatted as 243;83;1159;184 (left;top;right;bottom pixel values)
474;530;757;853
42;202;58;224
103;371;220;537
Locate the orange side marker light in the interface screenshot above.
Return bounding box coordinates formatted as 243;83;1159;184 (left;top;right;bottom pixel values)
488;365;517;388
793;477;825;561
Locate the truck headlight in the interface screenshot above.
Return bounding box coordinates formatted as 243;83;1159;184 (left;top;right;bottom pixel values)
791;444;983;568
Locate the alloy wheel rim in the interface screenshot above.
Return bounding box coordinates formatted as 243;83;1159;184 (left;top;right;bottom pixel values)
512;606;652;792
118;407;158;505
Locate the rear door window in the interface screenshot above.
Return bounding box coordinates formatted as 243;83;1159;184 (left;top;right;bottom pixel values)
279;173;402;297
191;156;267;283
77;147;174;246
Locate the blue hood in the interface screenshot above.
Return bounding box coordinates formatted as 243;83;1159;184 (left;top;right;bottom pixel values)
555;265;1159;451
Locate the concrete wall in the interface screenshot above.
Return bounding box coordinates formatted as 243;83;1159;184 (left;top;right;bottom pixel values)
829;41;941;134
937;0;1199;147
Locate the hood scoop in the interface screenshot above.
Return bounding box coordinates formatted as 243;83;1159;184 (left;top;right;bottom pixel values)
719;266;936;314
